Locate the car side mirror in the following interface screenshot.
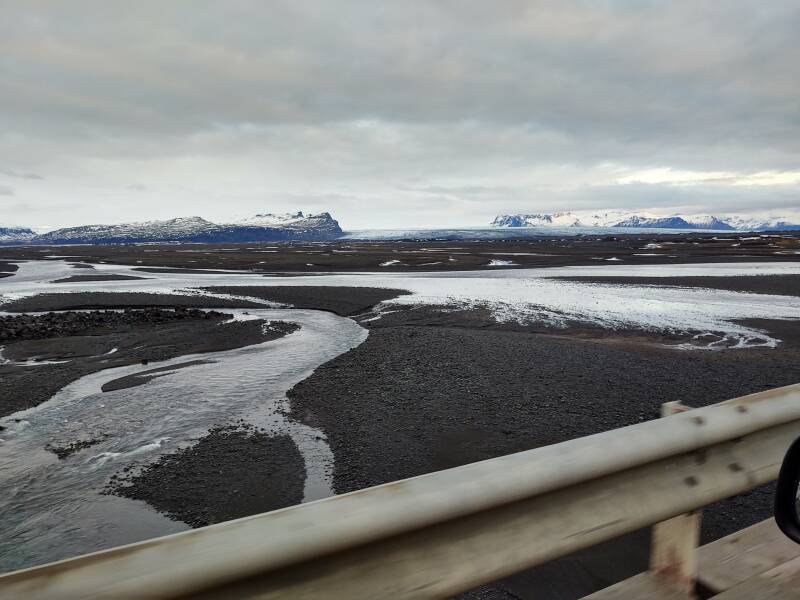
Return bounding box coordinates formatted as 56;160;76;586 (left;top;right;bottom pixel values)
775;436;800;544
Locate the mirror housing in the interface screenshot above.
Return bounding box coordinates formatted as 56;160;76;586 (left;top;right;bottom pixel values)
775;436;800;544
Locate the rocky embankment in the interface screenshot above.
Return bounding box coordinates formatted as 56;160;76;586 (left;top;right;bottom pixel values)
0;308;225;343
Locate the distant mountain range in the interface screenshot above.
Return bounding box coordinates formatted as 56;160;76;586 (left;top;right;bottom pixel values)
0;226;36;243
4;209;800;246
0;212;342;245
491;211;800;231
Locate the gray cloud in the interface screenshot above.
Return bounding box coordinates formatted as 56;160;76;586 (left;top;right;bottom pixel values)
0;1;798;228
1;170;44;180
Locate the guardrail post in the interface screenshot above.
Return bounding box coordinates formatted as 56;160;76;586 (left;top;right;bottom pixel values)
650;401;700;596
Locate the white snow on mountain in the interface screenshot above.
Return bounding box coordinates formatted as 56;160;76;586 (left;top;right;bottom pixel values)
681;215;731;229
35;216;219;243
492;211;649;228
231;212;340;233
491;211;800;231
234;212;309;227
722;215;800;232
0;226;36;243
4;212;342;245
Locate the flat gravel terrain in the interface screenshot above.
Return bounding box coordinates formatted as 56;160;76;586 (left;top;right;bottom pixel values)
290;320;800;494
0;307;221;342
108;425;305;527
1;291;264;312
2;232;798;273
50;274;148;283
287;311;800;599
202;285;410;315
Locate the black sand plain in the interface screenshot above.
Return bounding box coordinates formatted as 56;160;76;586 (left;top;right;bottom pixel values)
289;308;800;599
1;230;798;273
1;237;799;597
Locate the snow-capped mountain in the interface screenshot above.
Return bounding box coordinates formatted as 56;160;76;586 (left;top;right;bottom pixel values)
722;215;800;232
492;213;584;228
491;211;799;231
229;212;342;235
680;215;735;230
612;215;735;230
492;211;652;228
234;211;309;227
11;212;343;245
0;226;36;243
35;217;219;244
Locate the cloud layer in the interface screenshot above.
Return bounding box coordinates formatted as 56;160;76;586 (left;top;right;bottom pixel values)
1;1;798;228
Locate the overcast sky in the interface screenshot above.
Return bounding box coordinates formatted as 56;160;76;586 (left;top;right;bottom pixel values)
1;1;799;230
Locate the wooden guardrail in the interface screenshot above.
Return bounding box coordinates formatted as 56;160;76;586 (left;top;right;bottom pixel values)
2;384;799;599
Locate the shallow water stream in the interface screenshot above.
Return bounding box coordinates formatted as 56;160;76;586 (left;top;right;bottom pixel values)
0;307;366;572
0;260;369;571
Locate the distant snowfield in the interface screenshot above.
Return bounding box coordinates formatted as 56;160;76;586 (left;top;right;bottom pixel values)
2;260;800;350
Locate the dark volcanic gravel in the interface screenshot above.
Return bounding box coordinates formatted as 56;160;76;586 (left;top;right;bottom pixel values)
46;437;107;459
202;285;411;315
290;323;800;495
133;267;244;275
50;274;148;283
287;313;800;599
2;292;263;312
0;261;18;276
108;426;305;527
1;232;798;272
0;307;224;343
100;359;216;392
